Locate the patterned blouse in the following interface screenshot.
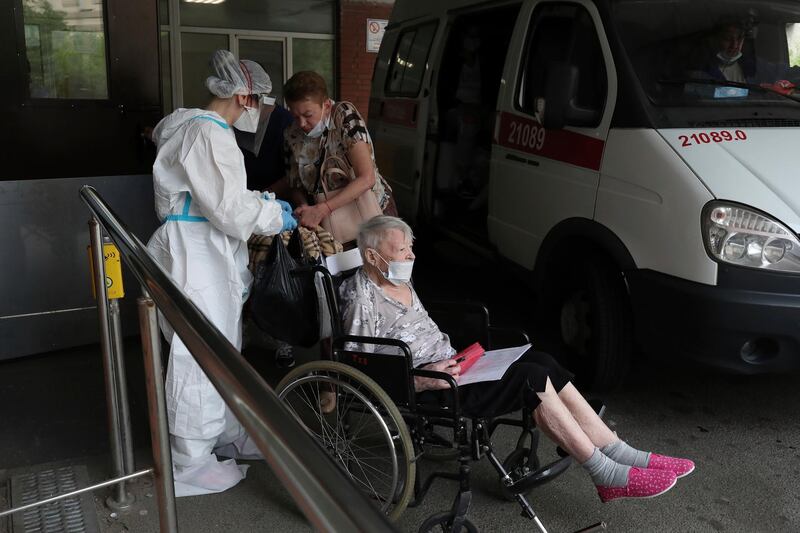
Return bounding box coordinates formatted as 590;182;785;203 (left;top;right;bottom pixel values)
339;269;457;367
284;100;392;210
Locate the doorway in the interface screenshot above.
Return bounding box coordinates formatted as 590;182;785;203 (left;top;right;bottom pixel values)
431;5;520;244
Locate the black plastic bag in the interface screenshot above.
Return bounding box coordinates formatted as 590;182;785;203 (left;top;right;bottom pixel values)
286;225;305;261
250;229;319;347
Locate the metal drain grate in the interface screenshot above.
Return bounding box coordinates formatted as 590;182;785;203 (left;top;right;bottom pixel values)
10;465;99;533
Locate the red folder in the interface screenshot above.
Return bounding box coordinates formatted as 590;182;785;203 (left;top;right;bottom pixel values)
455;342;485;374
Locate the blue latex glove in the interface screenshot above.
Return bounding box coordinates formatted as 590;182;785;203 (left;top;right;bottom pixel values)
263;195;296;232
280;207;297;232
275;198;293;214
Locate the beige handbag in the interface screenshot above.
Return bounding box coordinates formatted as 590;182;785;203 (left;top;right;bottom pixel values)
314;154;382;243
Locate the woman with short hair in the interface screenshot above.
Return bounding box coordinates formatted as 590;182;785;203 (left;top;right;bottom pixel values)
281;71;397;242
147;49;296;496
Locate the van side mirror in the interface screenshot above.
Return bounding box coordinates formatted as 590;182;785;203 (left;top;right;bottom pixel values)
542;62;602;129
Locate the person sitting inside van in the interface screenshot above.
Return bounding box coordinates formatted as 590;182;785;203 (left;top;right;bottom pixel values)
688;19;800;91
702;21;752;83
338;215;695;503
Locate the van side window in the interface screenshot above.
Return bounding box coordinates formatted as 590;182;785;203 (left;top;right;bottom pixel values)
516;3;607;126
386;23;438;96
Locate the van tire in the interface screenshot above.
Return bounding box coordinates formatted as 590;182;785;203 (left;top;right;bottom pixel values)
552;254;632;391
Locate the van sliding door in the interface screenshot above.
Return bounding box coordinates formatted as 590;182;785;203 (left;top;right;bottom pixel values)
425;4;521;243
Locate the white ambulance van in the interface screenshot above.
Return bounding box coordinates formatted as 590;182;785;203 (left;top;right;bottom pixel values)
369;0;800;388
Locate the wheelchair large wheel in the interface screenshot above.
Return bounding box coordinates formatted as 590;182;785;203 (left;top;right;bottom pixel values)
276;361;415;521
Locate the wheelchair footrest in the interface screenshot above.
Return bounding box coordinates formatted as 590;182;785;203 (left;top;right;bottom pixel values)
505;455;572;494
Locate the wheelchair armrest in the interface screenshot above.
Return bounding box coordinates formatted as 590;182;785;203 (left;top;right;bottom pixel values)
411;368;461;428
333;335;414;361
425;299;489;318
487;325;530;350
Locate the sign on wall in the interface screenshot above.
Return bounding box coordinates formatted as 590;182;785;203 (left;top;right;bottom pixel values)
366;18;388;53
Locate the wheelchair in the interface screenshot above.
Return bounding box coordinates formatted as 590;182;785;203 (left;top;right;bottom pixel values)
275;266;606;533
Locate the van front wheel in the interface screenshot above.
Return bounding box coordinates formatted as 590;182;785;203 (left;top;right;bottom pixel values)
555;256;632;390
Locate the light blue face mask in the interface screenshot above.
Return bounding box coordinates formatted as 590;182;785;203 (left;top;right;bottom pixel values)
305;113;329;138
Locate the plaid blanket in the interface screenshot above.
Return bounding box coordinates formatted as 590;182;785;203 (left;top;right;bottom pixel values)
247;225;343;274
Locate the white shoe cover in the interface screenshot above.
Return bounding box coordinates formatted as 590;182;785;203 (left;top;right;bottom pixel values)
173;455;249;497
171;435;249;497
214;408;263;461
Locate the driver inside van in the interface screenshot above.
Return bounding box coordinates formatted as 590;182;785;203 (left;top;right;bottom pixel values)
688;19;800;93
692;20;756;83
704;21;751;83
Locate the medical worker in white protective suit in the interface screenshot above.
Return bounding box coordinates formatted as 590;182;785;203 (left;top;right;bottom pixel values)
147;49;297;497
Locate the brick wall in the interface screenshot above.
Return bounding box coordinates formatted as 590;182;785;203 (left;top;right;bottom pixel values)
338;0;394;122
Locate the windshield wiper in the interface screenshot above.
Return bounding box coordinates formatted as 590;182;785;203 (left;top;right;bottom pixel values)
658;78;800;102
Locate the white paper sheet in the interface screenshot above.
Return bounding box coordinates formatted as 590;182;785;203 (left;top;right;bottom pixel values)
457;343;531;386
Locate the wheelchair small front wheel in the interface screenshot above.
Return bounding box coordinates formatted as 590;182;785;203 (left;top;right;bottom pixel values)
276;361;415;521
418;512;478;533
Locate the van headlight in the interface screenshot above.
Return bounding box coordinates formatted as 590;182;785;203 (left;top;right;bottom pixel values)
702;202;800;273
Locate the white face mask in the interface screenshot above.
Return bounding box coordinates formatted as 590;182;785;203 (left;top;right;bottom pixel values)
233;105;260;133
374;251;414;286
717;51;743;66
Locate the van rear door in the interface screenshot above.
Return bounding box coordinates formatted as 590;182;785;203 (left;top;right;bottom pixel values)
370;22;439;221
491;0;617;268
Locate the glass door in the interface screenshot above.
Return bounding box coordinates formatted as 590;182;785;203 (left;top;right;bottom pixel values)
237;37;286;103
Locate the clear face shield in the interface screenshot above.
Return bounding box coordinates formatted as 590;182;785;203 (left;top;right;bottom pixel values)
236;94;276;157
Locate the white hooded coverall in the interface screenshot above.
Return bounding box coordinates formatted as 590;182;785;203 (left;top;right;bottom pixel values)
147;108;283;496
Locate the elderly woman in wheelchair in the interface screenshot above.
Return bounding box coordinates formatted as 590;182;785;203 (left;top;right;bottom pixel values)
276;215;693;531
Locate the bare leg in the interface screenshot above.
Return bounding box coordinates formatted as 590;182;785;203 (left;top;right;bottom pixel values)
532;378;595;462
557;382;617;448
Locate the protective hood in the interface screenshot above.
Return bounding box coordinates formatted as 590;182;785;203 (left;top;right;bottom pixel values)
660;128;800;232
152;108;220;148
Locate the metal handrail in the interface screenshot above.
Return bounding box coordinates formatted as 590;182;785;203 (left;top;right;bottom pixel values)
79;185;396;533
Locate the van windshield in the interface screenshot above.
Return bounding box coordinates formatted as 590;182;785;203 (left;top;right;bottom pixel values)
614;0;800;126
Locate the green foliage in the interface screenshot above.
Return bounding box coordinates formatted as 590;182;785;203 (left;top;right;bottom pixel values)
788;23;800;67
23;0;67;30
23;0;108;99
